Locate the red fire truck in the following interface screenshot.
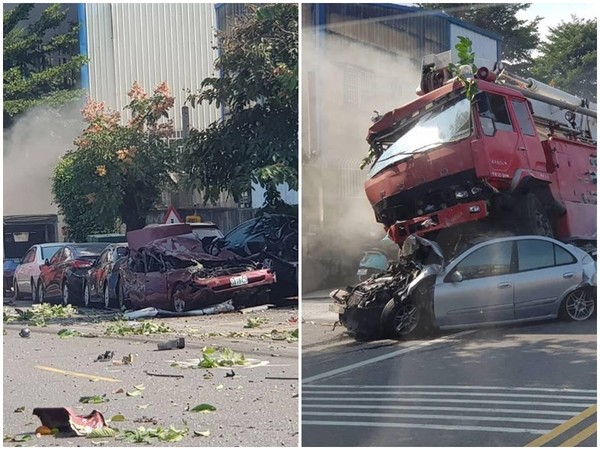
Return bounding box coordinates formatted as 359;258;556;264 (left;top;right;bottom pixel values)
364;51;597;256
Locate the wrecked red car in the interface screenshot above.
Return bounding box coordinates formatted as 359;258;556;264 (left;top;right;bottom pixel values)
119;224;276;312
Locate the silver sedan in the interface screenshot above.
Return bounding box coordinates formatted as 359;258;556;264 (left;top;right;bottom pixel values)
332;235;596;339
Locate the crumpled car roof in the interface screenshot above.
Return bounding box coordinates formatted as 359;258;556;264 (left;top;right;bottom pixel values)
140;235;242;263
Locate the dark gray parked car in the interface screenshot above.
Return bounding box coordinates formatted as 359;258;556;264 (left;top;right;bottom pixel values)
331;235;596;339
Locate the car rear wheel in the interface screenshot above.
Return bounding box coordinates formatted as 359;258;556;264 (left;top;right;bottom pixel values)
62;282;70;306
83;282;91;307
561;288;595;321
103;283;111;309
171;284;186;313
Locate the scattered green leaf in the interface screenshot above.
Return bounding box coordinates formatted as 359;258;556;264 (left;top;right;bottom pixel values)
244;316;268;328
3;434;32;442
58;328;81;338
191;403;216;413
79;395;106;404
109;414;125;422
86;427;118;438
105;320;172;336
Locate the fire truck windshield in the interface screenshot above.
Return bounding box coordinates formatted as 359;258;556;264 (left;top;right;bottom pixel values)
369;97;471;177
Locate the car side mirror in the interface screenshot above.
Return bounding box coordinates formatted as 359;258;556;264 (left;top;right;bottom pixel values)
450;271;463;283
44;259;50;266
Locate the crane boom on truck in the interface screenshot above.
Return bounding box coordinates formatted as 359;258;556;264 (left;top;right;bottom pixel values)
365;50;596;257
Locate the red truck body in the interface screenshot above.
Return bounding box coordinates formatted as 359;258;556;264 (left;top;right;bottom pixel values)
364;74;596;253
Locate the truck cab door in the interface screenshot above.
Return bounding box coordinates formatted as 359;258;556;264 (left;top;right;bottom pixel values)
509;98;548;173
474;92;524;181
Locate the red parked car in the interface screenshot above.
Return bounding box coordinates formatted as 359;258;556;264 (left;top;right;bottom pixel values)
38;243;110;305
119;224;276;312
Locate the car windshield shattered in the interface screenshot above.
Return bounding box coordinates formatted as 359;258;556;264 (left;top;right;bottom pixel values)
369;96;471;177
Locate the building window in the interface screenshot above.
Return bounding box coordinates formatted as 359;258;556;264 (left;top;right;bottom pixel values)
343;65;374;106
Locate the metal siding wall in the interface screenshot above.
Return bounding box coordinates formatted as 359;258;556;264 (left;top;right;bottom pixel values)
449;23;498;69
85;3;219;132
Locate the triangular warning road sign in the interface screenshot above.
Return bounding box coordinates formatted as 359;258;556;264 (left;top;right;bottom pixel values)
163;205;183;224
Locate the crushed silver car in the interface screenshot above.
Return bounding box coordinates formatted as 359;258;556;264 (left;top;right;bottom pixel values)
330;235;596;340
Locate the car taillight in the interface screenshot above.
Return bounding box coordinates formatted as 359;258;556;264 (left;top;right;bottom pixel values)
73;260;92;270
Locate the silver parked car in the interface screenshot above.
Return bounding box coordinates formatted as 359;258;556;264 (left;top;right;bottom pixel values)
12;243;66;301
331;235;596;339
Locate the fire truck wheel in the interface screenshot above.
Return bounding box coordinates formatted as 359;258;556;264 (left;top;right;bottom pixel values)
517;193;554;237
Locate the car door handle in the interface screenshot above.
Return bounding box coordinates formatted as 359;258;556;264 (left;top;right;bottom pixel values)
497;282;512;289
563;272;575;278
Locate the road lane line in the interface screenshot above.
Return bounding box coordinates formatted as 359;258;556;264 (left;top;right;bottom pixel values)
302;330;476;384
302;420;549;434
35;365;121;382
303;397;591;407
302;390;596;400
558;422;597;447
303;385;597;393
525;404;597;447
303;404;578;416
303;411;565;424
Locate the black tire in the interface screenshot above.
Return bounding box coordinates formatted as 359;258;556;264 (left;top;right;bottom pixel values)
103;283;111;309
31;279;38;303
117;279;127;310
560;288;596;321
38;283;46;304
83;282;91;308
13;277;23;300
381;285;435;339
171;284;186;313
517;193;554;237
61;281;70;306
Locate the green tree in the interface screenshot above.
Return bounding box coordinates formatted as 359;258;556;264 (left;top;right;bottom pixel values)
52;82;177;241
3;3;87;128
419;3;541;71
531;16;597;102
183;3;298;212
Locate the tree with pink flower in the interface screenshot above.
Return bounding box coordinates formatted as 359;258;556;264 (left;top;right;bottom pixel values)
52;81;176;241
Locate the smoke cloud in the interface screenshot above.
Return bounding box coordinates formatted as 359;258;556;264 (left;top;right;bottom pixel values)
3;102;85;218
302;27;421;292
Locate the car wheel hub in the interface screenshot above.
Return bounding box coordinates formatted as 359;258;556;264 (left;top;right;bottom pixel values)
173;293;185;312
393;303;419;335
104;287;110;308
63;285;69;305
84;285;89;306
566;291;594;321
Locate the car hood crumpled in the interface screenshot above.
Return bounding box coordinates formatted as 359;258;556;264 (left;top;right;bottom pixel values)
141;236;243;264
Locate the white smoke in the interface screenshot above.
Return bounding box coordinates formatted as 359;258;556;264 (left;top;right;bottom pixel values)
3;102;86;217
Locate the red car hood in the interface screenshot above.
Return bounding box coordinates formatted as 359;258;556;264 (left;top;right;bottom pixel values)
141;236;241;263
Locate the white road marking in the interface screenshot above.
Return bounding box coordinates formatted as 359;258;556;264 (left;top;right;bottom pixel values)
302;397;591;407
303;410;566;424
303;403;579;416
302;330;476;384
303;384;597;393
301;420;550;434
302;390;596;400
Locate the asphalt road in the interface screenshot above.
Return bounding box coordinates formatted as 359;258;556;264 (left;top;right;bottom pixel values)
3;297;299;447
302;296;597;447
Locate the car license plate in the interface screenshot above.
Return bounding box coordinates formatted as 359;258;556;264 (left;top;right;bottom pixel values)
230;275;249;287
357;268;368;276
329;303;346;314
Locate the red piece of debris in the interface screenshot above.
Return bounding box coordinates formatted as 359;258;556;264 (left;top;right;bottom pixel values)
32;408;106;436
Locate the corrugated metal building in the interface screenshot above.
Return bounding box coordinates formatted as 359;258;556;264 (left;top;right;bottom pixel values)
82;3;297;213
302;3;502;291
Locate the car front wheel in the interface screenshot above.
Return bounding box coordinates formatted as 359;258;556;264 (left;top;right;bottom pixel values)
31;280;38;303
561;288;595;321
38;283;46;304
171;284;186;313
